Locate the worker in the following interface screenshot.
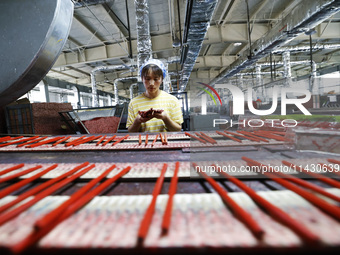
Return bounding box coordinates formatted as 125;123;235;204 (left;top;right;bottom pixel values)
126;59;183;132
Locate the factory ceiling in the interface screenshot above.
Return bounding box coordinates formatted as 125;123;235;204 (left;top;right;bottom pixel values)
46;0;340;100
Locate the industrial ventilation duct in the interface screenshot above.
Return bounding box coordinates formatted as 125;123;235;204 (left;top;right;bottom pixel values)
209;0;340;86
135;0;152;72
179;0;218;91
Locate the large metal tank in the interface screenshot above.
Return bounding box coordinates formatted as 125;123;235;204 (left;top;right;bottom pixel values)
0;0;74;107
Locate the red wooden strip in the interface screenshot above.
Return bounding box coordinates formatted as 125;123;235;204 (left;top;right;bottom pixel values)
0;164;25;176
200;132;217;144
193;163;264;239
102;135;116;146
152;134;159;147
0;136;40;147
0;136;24;143
328;158;340;164
237;131;269;142
216;130;242;143
318;163;340;177
64;135;86;147
72;135;101;146
159;133;165;145
252;131;286;141
0;162;90;214
164;133;168;145
184;132;207;144
224;130;261;142
282;160;340;190
145;134;149;146
0;136;11;142
112;134;129;146
35;164;116;230
0;164;58;199
161;162;179;234
215;165;320;244
138;163;168;241
139;134;142;145
17;137;47;147
96;135;107;146
242;157;340;221
52;136;70;146
0;165;42;183
26;137;63;148
11;165;131;255
0;164;95;227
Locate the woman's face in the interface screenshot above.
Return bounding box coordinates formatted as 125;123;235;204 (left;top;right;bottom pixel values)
142;71;163;97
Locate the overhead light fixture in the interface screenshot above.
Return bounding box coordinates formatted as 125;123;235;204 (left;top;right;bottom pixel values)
234;42;242;46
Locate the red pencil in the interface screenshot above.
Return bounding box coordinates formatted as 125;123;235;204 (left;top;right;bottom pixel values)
193;163;264;239
0;165;42;183
152;134;159;147
216;130;242;143
0;136;40;147
184;132;206;144
0;162;90;214
11;165;131;255
145;134;149;146
52;136;70;146
0;164;58;199
282;160;340;189
215;164;319;244
96;135;107;146
138;163;168;241
112;134;129;146
0;164;95;227
17;137;47;147
242;157;340;221
139;134;142;145
26;137;64;148
0;163;25;176
102;135;116;146
64;135;86;147
35;164;117;230
161;162;179;234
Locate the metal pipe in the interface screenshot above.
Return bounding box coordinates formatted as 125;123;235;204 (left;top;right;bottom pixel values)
135;0;152;72
129;83;138;99
90;65;131;107
113;77;138;104
208;0;340;86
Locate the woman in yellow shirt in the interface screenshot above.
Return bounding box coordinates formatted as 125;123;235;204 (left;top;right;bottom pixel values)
126;59;183;133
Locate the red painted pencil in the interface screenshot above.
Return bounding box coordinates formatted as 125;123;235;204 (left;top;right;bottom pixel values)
96;135;107;146
224;130;261;142
26;137;64;148
199;132;217;144
193;163;264;239
11;165;131;255
52;136;71;146
164;133;168;145
282;160;340;189
0;162;90;214
215;165;319;244
159;133;165;145
0;136;24;143
184;132;207;144
0;136;40;147
0;163;25;176
216;130;242;143
151;134;159;147
139;134;142;145
242;157;340;221
0;164;58;199
0;165;42;183
72;135;102;146
112;134;129;146
145;134;149;146
0;164;95;227
17;137;47;147
237;131;269;142
138;163;168;241
328;158;340;164
35;164;117;230
64;135;86;147
161;162;179;234
102;135;116;146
